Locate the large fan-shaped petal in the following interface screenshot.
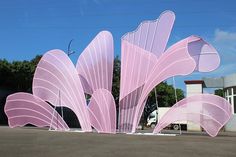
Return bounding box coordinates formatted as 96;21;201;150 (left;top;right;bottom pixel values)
118;11;175;132
4;92;69;130
122;10;175;58
153;94;232;137
131;36;220;132
33;49;91;132
187;35;220;72
88;89;116;133
76;31;114;95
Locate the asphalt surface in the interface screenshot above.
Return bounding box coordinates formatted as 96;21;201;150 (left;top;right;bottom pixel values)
0;126;236;157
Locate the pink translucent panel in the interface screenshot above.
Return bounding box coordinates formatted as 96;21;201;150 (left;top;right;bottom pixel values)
4;92;69;131
119;41;157;100
118;11;175;132
153;94;232;137
33;49;91;132
119;19;196;132
187;36;220;72
119;41;157;132
88;89;116;133
121;37;196;132
76;31;114;95
119;86;145;132
122;10;175;59
131;36;218;132
119;10;221;133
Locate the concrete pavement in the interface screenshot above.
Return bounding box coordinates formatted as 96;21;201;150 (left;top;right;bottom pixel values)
0;126;236;157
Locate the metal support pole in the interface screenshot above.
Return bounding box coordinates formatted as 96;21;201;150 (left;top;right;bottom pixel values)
59;39;76;122
173;77;181;135
59;90;63;124
49;95;58;131
154;86;159;133
154;86;158;115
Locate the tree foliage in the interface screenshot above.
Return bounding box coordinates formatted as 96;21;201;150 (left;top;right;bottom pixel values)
0;55;42;92
147;82;184;108
112;56;121;106
214;88;224;97
0;55;42;124
143;82;185;122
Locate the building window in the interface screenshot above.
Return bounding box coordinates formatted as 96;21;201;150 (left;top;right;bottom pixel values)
234;87;236;95
228;88;232;95
224;87;235;114
234;96;236;113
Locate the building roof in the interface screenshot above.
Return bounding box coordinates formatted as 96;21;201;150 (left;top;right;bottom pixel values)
184;80;204;85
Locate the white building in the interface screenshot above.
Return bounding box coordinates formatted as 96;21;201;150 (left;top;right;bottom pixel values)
184;80;204;131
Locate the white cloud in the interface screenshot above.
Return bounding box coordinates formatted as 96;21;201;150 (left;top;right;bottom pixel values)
207;63;236;76
213;29;236;63
213;29;236;52
214;29;236;42
208;29;236;78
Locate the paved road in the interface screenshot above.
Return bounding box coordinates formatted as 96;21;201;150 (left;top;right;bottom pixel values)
0;126;236;157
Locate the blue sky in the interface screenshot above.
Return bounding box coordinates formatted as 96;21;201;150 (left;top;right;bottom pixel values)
0;0;236;93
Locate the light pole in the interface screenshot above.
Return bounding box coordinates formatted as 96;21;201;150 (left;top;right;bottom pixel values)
67;39;76;56
60;39;76;120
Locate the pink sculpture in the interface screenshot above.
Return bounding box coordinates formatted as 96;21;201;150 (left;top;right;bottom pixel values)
4;92;69;130
153;94;232;137
88;89;116;133
33;49;92;132
118;10;220;133
4;10;228;137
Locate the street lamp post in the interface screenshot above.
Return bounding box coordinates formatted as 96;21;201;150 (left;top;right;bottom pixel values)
60;39;76;121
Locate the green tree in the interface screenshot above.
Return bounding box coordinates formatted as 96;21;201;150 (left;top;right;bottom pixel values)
0;55;42;125
149;82;184;107
143;82;185;123
0;55;42;92
215;89;224;97
0;59;11;88
112;56;120;106
30;55;42;66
